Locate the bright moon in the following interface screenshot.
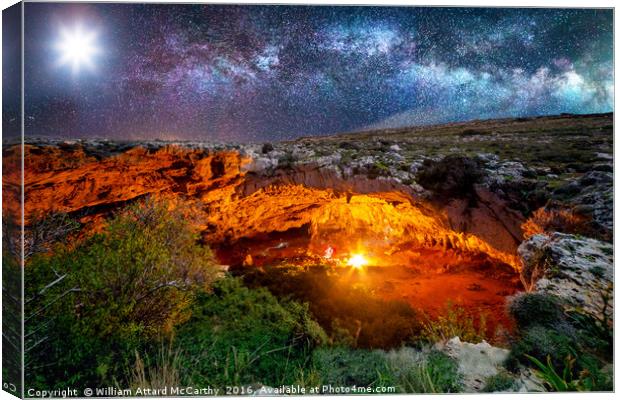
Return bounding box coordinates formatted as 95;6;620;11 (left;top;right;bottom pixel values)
55;25;100;73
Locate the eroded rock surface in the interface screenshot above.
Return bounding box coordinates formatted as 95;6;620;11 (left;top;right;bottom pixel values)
6;141;527;269
558;171;613;239
518;232;613;323
437;337;510;392
437;337;546;393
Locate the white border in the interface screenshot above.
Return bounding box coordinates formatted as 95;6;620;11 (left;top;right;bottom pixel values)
0;1;616;400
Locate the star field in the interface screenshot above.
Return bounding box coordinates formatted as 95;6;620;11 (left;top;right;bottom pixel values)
21;4;613;142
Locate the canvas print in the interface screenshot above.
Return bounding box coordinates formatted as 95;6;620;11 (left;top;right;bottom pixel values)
1;1;614;397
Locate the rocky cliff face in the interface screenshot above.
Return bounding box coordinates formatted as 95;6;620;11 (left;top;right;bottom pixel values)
518;232;613;324
7;141;529;270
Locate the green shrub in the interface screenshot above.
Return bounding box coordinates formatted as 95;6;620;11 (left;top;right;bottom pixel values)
2;252;22;393
418;303;487;344
313;347;462;393
394;351;462;393
241;264;421;348
507;293;567;331
505;326;576;372
24;199;219;389
567;310;613;360
482;371;516;392
415;156;484;199
128;342;182;391
459;129;489;136
278;151;297;169
365;161;391;179
175;278;327;388
577;354;613;391
525;353;611;392
506;291;612;388
312;347;394;389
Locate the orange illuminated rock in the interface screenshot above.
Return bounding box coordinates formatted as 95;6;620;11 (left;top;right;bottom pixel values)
18;145;248;222
7;143;522;270
308;194;520;268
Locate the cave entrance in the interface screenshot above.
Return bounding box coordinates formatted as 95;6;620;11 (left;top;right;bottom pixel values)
213;192;523;343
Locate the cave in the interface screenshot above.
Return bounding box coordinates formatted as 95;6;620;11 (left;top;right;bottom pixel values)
210;187;524;340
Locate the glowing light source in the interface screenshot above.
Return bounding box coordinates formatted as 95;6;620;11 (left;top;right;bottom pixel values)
347;253;369;269
55;24;100;73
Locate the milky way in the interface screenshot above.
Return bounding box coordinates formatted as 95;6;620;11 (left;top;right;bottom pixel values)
19;3;614;142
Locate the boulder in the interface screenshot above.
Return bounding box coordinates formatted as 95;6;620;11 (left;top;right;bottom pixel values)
550;171;613;241
514;368;546;392
437;337;510;392
518;232;613;324
437;337;546;393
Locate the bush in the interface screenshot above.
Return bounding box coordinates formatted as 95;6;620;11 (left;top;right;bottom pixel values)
367;161;390;179
567;310;613;361
312;347;394;388
415;156;484;199
175;278;327;388
128;343;182;391
24;211;81;259
2;253;22;392
312;347;462;393
418;303;487;344
24;199;219;388
482;371;516;392
277;151;297;169
507;293;567;331
394;351;462;393
241;264;421;348
459;128;489;136
505;326;576;372
526;353;612;392
261;143;274;154
506;291;612;391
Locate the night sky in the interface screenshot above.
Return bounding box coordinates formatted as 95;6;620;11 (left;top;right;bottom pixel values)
14;3;615;142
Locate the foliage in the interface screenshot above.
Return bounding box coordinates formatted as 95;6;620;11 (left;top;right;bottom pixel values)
261;143;274;154
312;347;394;389
241;264;421;348
567;309;613;360
506;289;612;392
2;252;22;392
175;278;327;388
418;303;487;344
24;199;219;389
567;282;613;361
415;155;484;199
507;292;567;331
277;151;297;169
312;346;462;394
393;351;462;393
366;161;390;179
459;128;489;136
19;197;612;394
24;211;81;259
482;372;516;392
505;326;576;372
525;354;610;392
128;342;181;391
